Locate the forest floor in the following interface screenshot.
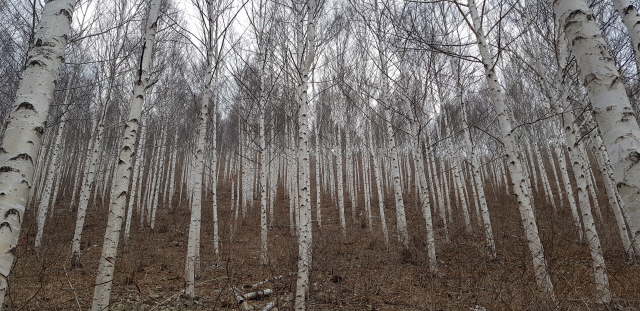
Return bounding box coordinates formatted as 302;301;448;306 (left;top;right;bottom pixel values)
5;181;640;310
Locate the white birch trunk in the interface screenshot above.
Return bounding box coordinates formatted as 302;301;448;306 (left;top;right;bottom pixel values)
69;145;87;209
438;130;453;224
260;104;268;265
293;0;317;307
444;113;471;233
427;135;449;242
167;130;178;208
548;143;564;206
49;162;61;216
0;0;78;288
408;108;436;272
269;115;277;228
555;143;583;241
466;0;555;298
150;127;167;229
582;146;603;220
91;1;161;308
612;0;640;68
31;135;50;207
328;154;335;205
368;126;389;249
525;141;540;193
185;18;214;296
144;144;159;224
315;130;322;230
385;108;409;250
346;133;356;224
591;121;636;258
555;0;640;261
561;98;611;303
288;137;296;235
462;101;496;258
211;87;219;261
125;119;146;244
35;87;70;248
533;141;557;212
363;153;373;231
335;130;346;239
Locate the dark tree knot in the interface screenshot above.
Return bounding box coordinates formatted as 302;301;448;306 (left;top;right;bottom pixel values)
0;222;12;232
10;154;33;164
16;102;34;111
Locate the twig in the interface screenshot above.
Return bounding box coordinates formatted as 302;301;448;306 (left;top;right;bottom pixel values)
63;266;82;311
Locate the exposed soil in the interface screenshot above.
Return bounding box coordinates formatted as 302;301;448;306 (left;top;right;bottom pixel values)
5;179;640;310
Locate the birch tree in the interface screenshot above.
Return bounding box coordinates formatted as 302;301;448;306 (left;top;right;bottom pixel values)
292;0;318;307
554;0;640;259
185;0;234;296
0;0;75;307
456;0;556;299
91;0;162;309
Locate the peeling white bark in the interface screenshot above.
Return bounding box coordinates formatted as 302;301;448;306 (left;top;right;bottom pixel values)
555;0;640;262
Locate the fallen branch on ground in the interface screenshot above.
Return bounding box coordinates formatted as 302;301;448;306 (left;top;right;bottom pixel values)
235;289;273;304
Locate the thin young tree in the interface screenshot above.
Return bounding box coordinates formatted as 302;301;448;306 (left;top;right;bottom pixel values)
91;0;162;309
292;0;318;307
454;0;556;299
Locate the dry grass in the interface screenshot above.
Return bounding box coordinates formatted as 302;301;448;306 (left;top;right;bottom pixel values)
4;177;640;310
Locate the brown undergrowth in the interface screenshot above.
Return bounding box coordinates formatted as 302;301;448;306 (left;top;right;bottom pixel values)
4;178;640;310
